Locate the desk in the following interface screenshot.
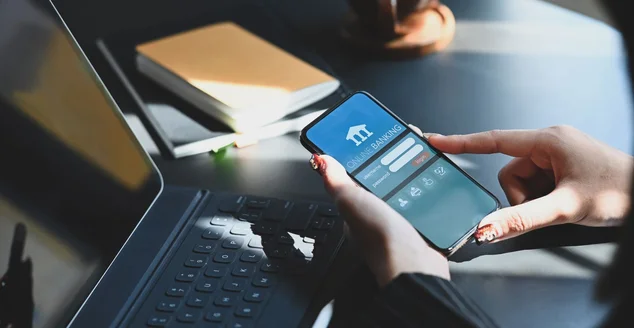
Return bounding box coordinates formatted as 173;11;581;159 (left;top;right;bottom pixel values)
142;0;631;259
53;0;633;198
54;0;631;326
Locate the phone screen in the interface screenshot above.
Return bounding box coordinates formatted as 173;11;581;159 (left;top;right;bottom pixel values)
304;93;498;250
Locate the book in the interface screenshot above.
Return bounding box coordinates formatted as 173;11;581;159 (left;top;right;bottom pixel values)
135;22;340;133
101;38;343;157
95;1;350;159
131;103;327;155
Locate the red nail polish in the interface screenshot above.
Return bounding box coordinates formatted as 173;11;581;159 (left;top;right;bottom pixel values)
475;224;498;245
309;154;326;175
309;154;319;171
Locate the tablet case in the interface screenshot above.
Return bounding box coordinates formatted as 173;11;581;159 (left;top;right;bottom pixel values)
96;1;351;159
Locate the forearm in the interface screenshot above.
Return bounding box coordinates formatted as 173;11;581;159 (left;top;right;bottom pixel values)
353;273;499;328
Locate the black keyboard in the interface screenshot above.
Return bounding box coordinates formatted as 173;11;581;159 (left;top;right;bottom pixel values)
129;194;344;328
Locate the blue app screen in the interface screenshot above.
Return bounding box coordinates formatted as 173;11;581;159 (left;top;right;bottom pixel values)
306;93;498;250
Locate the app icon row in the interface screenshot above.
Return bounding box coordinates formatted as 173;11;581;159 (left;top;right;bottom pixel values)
389;162;449;211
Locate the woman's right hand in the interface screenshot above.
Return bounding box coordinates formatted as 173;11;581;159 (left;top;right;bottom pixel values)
427;125;633;243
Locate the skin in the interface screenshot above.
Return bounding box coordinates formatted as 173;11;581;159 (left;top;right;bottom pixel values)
311;125;633;287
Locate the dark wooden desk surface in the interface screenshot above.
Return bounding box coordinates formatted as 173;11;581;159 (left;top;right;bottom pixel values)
53;0;631;326
53;0;632;202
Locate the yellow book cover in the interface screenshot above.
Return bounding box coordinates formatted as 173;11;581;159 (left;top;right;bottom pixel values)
136;22;339;131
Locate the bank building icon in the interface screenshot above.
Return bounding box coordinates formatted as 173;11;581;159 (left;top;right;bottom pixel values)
346;124;373;146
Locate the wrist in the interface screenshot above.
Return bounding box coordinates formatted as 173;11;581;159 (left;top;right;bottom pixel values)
381;240;451;286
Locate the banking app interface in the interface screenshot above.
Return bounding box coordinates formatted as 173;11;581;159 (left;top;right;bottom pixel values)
306;94;498;249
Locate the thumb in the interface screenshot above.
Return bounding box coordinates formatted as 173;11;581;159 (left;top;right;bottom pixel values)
475;186;581;243
311;154;412;236
310;154;358;197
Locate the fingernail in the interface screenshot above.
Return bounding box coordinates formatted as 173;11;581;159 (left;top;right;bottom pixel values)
309;154;319;171
475;223;501;245
423;133;442;140
309;154;326;175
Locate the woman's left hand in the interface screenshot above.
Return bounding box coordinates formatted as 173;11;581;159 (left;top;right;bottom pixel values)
310;153;450;287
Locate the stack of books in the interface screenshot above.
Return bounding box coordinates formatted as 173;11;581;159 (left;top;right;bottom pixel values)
134;22;342;152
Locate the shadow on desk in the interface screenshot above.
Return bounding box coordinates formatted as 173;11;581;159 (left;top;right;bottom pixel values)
314;224;618;328
322;262;610;328
452;273;610;328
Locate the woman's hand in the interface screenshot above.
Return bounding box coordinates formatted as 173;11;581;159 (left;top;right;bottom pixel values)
309;154;450;287
428;125;633;243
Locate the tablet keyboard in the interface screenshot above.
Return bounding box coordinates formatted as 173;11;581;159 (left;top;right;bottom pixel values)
129;194;345;328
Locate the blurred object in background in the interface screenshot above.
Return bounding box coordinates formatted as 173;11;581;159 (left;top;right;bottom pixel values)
342;0;456;59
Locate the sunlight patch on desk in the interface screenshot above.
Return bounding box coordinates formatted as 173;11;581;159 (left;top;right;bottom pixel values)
447;21;623;57
289;232;314;260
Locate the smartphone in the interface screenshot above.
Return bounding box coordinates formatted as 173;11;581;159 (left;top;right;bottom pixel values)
300;91;500;255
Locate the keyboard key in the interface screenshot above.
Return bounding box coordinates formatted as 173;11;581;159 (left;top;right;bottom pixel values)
202;227;224;240
304;231;328;244
186;293;210;308
252;221;278;235
238;211;261;222
240;250;263;263
310;216;323;229
193;243;216;253
319;218;336;230
260;261;280;273
317;205;338;217
157;300;181;312
205;265;228;278
232;264;255;277
248;236;263;249
176;271;199;282
294;247;313;260
211;214;232;226
222;237;244;249
214;293;237;307
223;278;247;292
277;234;294;244
235;303;258;317
218;195;244;213
147;315;171;327
213;251;236;264
286;257;312;276
269;246;291;259
205;307;227;323
252;273;274;287
166;285;189;297
177;310;201;323
195;280;217;293
286;203;317;231
185;255;207;268
229;319;254;328
263;200;292;221
286;264;310;276
244;289;268;303
230;223;251;236
302;246;314;259
260;237;274;249
246;198;270;209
